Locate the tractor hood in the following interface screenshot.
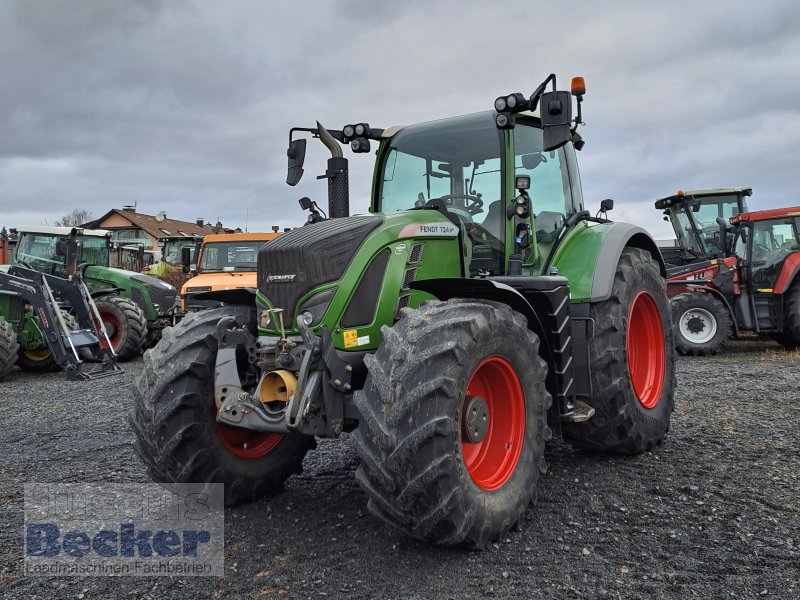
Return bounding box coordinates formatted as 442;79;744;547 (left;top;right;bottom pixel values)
257;215;385;316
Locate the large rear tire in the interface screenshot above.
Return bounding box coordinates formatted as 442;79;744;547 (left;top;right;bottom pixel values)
671;292;733;356
94;295;146;362
129;307;315;506
773;279;800;348
16;311;78;373
352;299;551;548
564;248;675;454
0;316;19;379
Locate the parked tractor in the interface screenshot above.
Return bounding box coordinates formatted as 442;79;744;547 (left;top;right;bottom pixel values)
132;75;676;547
657;189;800;353
0;264;122;380
10;226;177;360
178;231;280;315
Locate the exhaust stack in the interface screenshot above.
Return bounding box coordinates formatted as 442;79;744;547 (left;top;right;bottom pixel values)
316;122;350;219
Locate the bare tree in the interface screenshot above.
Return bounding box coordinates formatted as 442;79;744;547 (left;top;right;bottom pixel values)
54;208;93;227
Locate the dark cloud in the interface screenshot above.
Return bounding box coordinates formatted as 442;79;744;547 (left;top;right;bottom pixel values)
1;0;799;240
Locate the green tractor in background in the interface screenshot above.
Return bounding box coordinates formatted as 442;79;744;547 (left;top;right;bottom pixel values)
6;226;177;366
132;75;676;548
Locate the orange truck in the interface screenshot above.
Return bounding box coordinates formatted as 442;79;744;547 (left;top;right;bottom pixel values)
179;232;279;314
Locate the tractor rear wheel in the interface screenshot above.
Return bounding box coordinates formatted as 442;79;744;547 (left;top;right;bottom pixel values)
129;307;315;506
93;295;146;361
773;279;800;348
352;299;551;548
564;248;675;454
16;310;78;372
0;316;19;379
671;292;733;355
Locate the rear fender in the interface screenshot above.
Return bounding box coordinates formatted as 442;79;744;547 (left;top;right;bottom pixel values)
590;225;667;302
773;253;800;294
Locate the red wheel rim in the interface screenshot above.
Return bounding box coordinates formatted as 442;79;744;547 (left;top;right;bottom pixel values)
214;411;283;459
627;291;666;409
98;312;123;349
461;357;525;491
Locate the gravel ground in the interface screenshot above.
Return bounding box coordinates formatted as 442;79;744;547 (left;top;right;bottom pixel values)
1;339;798;599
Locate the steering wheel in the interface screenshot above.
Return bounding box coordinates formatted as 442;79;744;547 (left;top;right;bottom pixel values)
429;194;484;216
754;243;770;255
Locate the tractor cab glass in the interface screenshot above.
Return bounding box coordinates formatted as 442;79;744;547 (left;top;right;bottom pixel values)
198;241;263;273
669;209;706;257
379;112;504;274
16;233;109;276
750;219;799;288
513;120;577;267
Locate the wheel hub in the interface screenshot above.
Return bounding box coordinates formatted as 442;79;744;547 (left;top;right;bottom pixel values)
462;395;489;443
686;315;705;334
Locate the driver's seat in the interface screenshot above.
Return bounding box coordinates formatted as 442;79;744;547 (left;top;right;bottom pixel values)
482;201;502;239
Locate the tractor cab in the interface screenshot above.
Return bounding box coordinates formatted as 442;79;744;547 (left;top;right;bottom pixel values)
730;207;800;332
14;226;112;276
655;187;750;268
375;111;584;275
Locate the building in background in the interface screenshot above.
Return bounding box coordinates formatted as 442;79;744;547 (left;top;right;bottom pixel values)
82;207;222;262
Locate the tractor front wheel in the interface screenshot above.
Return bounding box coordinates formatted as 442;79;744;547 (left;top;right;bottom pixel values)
352;299;551;548
0;316;19;379
129;307;315;506
94;295;147;361
671;292;733;356
564;248;675;454
16;310;78;373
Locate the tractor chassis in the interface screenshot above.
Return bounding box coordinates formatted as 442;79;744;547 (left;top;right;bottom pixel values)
215;317;356;438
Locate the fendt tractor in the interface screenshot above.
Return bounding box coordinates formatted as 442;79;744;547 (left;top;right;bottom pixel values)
0;260;122;381
132;75;676;548
657;189;800;354
10;226;178;362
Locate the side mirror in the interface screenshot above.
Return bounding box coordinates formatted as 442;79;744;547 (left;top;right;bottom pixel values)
540;91;572;151
600;199;614;212
716;217;728;255
181;246;192;273
286;139;307;186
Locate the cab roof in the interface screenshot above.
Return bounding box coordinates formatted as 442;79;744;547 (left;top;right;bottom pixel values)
201;232;280;245
16;226;111;238
730;206;800;224
655;187;752;209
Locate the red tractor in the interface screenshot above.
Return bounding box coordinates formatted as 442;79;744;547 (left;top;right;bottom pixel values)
657;188;800;354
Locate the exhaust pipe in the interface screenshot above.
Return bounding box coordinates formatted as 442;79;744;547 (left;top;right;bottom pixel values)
317;121;349;219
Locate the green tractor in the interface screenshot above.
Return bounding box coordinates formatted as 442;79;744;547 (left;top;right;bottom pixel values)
8;226;177;363
131;75;675;547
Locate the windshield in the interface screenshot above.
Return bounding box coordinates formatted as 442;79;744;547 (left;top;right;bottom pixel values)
16;233;108;274
198;241;265;273
751;218;800;287
669;208;706;256
379;112;503;229
163;240;196;264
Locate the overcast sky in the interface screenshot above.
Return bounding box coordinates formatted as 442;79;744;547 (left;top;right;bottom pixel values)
2;0;800;240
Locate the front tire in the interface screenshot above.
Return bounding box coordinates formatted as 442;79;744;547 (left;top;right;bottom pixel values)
564;248;675;454
352;299;551;548
94;295;146;361
0;316;19;379
671;292;733;356
16;311;78;373
129;307;315;506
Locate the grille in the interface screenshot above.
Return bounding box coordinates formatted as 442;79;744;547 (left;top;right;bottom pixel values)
257;216;384;317
395;294;411;321
401;268;417;291
408;243;424;264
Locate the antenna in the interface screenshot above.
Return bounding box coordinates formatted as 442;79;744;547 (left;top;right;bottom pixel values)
246;207;249;233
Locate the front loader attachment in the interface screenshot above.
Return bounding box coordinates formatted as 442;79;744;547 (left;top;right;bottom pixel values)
0;266;122;380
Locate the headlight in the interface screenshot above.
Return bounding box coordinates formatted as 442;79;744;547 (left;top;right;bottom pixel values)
297;288;336;327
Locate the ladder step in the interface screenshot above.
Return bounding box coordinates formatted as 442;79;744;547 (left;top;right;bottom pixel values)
560;400;596;423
